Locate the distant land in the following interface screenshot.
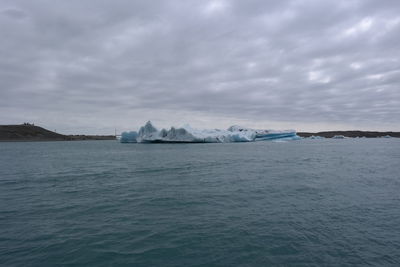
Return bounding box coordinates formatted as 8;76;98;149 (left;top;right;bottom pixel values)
297;131;400;138
0;124;116;142
0;124;399;142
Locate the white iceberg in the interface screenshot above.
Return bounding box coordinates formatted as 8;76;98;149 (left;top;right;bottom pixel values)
332;135;345;139
136;121;256;143
122;121;300;143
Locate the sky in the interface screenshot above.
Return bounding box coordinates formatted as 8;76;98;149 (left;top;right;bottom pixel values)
0;0;399;134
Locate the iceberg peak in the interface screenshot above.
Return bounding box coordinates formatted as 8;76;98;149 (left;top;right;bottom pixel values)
137;121;160;143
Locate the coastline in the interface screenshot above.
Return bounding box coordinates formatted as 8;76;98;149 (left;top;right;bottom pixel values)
297;131;400;138
1;124;399;142
0;125;115;142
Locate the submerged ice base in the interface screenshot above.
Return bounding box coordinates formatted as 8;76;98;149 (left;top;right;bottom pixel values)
121;121;300;143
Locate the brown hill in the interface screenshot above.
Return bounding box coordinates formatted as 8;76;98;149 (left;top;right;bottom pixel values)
0;124;115;141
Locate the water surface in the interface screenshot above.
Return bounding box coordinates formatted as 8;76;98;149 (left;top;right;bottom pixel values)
1;139;399;266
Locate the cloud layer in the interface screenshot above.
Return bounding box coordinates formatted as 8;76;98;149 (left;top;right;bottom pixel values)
1;0;399;133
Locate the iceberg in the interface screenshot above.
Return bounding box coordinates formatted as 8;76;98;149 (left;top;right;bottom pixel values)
308;135;325;139
120;131;138;143
255;130;300;141
121;121;300;143
136;121;255;143
332;135;345;139
136;121;160;142
227;125;300;141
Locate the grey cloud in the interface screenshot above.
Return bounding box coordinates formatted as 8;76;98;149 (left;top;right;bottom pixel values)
0;0;399;134
1;8;27;20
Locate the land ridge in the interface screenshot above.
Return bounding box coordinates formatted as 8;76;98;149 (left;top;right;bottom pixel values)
1;124;399;142
297;131;400;138
0;124;116;142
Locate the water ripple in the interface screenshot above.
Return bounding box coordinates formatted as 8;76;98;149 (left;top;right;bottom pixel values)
1;139;400;266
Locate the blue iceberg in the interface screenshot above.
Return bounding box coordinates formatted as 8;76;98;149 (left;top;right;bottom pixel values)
120;131;138;143
308;135;325;139
227;125;300;141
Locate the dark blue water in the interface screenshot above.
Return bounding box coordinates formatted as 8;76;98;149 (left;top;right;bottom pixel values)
1;139;400;266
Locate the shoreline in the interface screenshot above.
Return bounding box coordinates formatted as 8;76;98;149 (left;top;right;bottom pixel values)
1;124;399;142
297;131;400;138
0;125;116;142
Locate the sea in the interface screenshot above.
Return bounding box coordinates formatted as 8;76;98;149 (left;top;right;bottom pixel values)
1;138;399;266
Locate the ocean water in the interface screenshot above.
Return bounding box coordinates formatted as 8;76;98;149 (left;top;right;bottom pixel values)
1;139;400;266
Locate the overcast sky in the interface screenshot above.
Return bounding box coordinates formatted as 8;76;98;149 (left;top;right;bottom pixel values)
1;0;399;134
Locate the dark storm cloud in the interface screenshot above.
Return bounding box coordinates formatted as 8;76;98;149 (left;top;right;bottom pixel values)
0;0;399;133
